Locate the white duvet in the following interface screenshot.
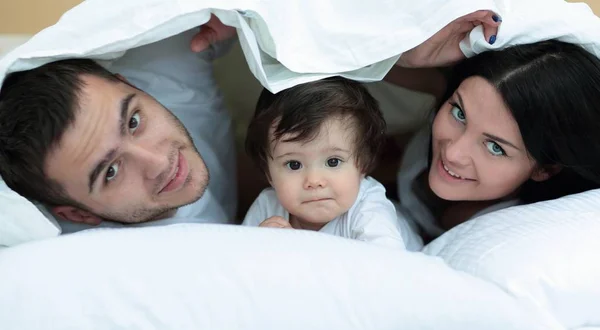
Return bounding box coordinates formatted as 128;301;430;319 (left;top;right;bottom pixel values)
1;0;600;329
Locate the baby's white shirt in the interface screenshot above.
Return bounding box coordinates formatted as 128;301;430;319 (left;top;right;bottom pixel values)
242;176;422;250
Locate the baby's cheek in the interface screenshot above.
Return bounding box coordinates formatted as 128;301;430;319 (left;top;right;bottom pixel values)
338;180;361;210
275;185;299;210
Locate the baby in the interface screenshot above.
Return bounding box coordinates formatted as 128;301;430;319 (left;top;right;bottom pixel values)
242;77;421;250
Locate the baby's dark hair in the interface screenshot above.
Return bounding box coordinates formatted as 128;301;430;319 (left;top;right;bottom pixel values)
246;77;386;178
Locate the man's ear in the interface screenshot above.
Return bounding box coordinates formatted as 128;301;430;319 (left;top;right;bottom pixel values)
52;206;102;226
531;165;562;182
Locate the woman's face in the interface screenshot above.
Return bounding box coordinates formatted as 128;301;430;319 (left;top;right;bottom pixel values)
429;76;545;201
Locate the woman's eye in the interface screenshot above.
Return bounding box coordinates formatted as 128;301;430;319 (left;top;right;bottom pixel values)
326;158;342;167
450;106;466;123
486;141;506;156
286;160;302;170
105;163;119;182
129;112;141;133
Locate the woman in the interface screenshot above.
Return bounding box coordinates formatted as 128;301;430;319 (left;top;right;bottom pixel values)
393;38;600;241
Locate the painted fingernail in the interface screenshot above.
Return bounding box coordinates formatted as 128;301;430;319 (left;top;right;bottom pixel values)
489;35;497;44
492;15;502;22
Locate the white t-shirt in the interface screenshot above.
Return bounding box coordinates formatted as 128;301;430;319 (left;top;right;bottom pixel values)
58;29;236;234
397;125;520;239
243;177;423;251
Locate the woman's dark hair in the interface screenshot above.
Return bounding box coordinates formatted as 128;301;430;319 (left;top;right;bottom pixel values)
246;77;386;178
438;40;600;203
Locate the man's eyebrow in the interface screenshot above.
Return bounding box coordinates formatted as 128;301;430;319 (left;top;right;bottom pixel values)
119;93;136;136
457;91;520;151
87;93;135;193
88;148;118;193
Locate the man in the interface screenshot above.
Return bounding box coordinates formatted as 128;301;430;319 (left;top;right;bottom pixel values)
0;16;238;232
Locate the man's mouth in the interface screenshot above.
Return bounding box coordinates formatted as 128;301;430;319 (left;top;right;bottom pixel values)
159;151;188;194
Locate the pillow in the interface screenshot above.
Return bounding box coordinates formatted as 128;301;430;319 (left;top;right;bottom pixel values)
424;188;600;330
0;180;60;247
0;223;560;329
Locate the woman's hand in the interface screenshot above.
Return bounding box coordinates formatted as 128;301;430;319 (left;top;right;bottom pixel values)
190;14;237;53
259;216;293;229
397;10;501;68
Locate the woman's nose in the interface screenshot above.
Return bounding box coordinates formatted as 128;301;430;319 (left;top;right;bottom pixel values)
444;136;471;166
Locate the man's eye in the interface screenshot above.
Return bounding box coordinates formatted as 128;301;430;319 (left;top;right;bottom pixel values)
105;163;119;182
286;161;302;170
326;158;342;167
129;112;141;133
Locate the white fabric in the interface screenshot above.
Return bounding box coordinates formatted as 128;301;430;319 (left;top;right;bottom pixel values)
424;189;600;330
0;224;562;330
0;181;60;247
397;123;520;239
2;0;599;91
0;0;599;246
242;177;423;251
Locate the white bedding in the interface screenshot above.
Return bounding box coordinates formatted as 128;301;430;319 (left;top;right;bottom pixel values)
4;190;598;328
0;224;562;330
426;189;600;328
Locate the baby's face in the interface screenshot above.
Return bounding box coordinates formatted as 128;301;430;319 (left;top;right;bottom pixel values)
267;117;364;228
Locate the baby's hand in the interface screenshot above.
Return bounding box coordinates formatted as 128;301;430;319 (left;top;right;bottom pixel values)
259;216;292;229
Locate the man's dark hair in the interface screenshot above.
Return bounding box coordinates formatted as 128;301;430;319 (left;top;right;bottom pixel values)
0;58;120;207
246;76;386;178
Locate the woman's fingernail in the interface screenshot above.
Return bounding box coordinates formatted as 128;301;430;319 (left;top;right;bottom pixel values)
492;15;502;22
489;35;497;44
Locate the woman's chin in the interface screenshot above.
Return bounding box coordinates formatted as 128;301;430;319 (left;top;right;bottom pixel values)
431;185;459;201
428;177;466;201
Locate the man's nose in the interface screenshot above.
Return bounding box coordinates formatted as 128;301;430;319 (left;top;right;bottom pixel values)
129;144;170;180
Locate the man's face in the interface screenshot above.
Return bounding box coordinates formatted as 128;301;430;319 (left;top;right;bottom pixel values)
46;75;209;224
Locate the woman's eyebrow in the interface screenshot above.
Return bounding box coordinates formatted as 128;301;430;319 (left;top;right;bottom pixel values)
456;91;466;113
483;133;520;151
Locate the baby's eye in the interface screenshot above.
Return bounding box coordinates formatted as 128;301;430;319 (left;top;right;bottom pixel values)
286;160;302;170
326;158;342;168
